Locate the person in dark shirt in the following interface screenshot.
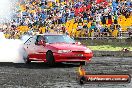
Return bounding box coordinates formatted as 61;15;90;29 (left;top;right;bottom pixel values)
103;25;109;37
83;24;89;37
83;12;88;21
113;14;118;24
101;14;106;25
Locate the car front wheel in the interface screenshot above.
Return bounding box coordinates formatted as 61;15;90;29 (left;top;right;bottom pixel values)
46;51;55;66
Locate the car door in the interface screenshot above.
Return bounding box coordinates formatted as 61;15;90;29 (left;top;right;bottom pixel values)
34;35;46;60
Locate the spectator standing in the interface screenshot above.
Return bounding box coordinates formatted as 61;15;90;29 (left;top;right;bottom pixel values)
101;13;106;25
113;13;118;24
108;12;113;25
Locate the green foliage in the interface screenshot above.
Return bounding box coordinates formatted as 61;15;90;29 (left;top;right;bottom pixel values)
88;45;132;51
78;39;132;51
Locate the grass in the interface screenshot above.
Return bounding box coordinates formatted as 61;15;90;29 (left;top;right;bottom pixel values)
78;39;132;51
87;45;132;51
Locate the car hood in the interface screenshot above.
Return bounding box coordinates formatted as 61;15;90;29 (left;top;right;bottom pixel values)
48;43;88;51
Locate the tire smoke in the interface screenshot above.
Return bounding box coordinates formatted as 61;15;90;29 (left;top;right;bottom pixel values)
0;39;28;63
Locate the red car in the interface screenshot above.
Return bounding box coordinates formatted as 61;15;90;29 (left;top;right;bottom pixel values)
24;34;93;65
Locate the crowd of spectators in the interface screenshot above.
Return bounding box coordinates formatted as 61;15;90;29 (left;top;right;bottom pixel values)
1;0;132;39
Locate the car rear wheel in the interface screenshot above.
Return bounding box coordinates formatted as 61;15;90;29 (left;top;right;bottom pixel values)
80;61;86;65
23;49;31;64
46;51;55;66
24;57;31;64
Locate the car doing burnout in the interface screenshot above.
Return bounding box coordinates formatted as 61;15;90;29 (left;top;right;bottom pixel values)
24;34;93;65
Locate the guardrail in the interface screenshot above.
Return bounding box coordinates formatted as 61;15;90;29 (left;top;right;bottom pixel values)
74;30;132;39
93;51;132;57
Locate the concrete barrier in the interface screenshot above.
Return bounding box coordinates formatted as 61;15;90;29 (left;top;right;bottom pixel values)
76;38;132;46
93;51;132;57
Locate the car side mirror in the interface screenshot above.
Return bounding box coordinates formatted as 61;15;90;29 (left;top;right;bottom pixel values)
37;40;46;46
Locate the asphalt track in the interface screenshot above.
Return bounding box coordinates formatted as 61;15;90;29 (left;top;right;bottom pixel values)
0;57;132;88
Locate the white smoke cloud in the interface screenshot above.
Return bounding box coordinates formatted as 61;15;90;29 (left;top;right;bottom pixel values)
21;35;31;43
0;39;28;63
0;0;17;23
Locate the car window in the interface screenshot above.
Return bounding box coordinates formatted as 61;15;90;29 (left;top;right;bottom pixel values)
35;35;46;44
36;35;45;42
44;35;75;43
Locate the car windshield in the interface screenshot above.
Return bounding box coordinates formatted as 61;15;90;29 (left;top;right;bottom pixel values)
44;35;75;44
